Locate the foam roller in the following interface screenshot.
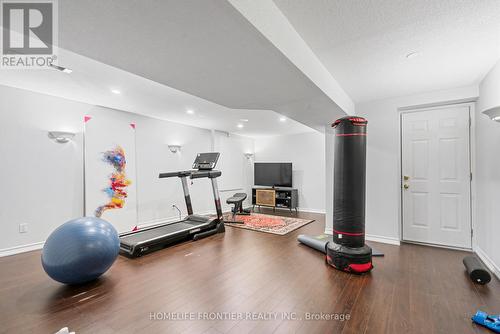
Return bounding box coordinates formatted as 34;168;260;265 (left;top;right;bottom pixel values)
463;255;491;285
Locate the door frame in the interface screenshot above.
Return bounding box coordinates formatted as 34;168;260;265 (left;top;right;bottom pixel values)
397;102;476;251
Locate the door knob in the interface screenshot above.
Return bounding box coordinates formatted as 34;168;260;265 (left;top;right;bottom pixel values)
403;184;409;189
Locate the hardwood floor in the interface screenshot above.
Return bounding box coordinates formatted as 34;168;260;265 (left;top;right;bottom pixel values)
1;210;499;334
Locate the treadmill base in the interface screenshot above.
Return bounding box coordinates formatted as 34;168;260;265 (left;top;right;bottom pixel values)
120;220;225;258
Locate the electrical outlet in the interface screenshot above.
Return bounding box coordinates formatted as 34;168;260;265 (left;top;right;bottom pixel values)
19;223;28;233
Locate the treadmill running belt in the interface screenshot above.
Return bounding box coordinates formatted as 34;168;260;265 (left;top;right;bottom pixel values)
121;220;207;245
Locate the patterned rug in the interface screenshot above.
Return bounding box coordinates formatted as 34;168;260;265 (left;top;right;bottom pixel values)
223;213;314;235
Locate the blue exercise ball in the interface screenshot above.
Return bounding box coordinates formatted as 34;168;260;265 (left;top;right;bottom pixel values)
41;217;120;285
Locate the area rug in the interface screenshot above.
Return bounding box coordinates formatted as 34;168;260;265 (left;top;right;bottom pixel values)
223;213;314;235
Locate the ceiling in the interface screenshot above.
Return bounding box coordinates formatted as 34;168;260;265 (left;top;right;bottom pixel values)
3;0;496;134
0;48;312;138
274;0;500;103
55;0;347;130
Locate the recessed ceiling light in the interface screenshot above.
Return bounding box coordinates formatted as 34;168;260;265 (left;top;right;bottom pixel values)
49;64;72;74
186;109;194;115
240;119;249;122
111;89;121;95
237;123;244;128
405;51;421;59
279;116;287;122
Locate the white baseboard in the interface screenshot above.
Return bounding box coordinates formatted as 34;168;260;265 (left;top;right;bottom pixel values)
475;246;500;280
297;207;326;214
323;228;400;246
366;234;401;246
0;241;44;257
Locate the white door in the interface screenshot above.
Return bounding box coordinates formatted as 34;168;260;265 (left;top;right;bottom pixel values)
401;105;471;249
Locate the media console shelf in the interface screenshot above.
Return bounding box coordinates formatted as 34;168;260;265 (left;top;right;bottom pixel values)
252;187;298;213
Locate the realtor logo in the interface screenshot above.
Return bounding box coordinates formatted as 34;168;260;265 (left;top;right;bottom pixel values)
1;0;57;68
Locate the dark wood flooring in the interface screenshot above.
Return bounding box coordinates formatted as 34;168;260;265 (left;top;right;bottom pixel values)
1;210;499;334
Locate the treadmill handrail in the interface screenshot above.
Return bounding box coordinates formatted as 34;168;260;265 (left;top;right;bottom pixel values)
190;170;221;179
159;170;193;178
158;170;221;179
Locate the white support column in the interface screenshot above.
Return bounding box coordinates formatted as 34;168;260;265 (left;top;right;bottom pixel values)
324;124;335;234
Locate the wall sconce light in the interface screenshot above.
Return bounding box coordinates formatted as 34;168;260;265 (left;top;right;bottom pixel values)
168;144;182;153
48;131;75;143
483;106;500;122
244;153;254;160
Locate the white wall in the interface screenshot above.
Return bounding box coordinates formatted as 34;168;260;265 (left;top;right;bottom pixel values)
475;60;500;277
0;85;253;255
213;131;254;210
135;119;253;225
133;113;213;226
0;86;88;254
478;59;500;113
336;86;479;244
254;131;325;213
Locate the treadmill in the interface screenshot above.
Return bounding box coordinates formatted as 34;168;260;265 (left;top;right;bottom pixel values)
119;152;225;257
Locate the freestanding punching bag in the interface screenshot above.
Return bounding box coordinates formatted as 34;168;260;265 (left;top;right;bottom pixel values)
326;116;373;274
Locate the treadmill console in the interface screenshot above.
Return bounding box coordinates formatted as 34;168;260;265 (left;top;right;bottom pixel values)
192;152;220;170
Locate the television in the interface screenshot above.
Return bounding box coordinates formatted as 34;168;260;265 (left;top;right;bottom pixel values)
254;163;292;188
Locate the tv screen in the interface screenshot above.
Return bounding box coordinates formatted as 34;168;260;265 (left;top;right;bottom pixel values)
254;163;292;187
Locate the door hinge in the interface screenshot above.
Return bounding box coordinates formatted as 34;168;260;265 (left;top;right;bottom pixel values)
471;229;474;237
470;172;473;181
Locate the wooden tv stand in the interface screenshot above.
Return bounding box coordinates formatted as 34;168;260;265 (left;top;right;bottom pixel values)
252;186;298;213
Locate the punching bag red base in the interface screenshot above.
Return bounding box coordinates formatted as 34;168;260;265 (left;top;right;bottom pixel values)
327;116;373;274
326;243;373;274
